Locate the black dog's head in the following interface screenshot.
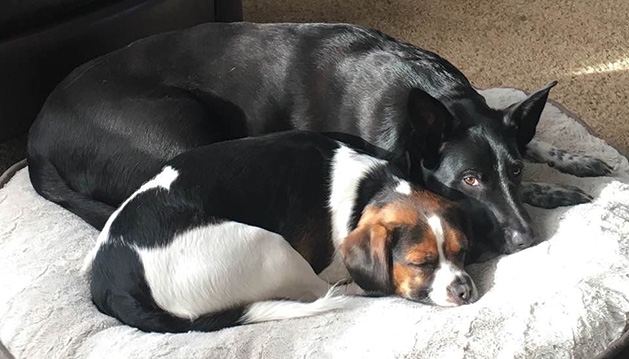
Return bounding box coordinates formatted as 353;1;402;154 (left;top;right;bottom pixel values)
404;82;557;254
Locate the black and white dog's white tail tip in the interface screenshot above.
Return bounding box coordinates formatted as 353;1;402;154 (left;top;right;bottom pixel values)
240;286;354;325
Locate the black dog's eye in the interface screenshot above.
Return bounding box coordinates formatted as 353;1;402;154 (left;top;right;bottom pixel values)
462;175;480;187
512;163;524;177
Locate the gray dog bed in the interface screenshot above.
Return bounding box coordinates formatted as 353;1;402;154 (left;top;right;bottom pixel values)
1;87;629;359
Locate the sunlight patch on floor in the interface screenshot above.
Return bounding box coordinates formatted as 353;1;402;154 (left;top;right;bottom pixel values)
572;57;629;75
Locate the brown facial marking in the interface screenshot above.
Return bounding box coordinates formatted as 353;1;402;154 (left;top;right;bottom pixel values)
444;228;463;257
381;204;418;225
392;264;413;297
408;189;468;265
441;215;469;268
392;263;430;298
357;203;418;228
369;224;389;262
403;228;438;265
356;206;379;227
409;188;454;212
350;187;471;301
354;199;435;297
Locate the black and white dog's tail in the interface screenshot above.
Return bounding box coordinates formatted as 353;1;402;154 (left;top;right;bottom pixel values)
94;286;349;333
97;291;246;333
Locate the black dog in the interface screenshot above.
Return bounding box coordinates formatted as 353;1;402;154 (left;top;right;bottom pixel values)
27;22;611;254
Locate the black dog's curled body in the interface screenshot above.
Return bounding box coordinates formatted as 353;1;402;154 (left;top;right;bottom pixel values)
28;22;610;254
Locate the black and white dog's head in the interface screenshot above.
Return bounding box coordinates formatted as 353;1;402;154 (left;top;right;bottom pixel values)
404;82;557;254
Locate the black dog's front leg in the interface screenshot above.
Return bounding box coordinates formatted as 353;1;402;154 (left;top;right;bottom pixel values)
525;138;613;177
520;182;593;209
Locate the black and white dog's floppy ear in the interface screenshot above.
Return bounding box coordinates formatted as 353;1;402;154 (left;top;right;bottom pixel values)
407;88;456;170
505;81;558;150
340;224;392;295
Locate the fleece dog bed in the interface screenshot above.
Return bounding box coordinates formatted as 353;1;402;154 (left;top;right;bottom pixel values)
1;87;629;359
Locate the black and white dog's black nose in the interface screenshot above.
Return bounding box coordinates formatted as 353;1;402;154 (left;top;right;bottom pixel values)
450;283;471;302
447;275;477;305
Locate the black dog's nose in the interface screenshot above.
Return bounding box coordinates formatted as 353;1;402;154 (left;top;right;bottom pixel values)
507;230;536;253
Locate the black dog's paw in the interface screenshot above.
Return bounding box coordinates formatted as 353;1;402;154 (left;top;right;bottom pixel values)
520;182;593;209
548;153;613;177
525;139;613;177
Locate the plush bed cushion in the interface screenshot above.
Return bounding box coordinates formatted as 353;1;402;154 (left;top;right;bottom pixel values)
1;87;629;359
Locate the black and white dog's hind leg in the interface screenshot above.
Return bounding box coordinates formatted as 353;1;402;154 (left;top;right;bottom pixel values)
525;138;613;177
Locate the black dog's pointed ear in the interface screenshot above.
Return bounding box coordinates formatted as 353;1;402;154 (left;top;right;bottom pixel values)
340;224;392;294
505;81;557;150
407;88;456;170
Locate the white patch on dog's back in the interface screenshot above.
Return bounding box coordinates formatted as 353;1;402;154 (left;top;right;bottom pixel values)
322;145;386;283
328;145;385;246
395;180;412;195
138;166;179;192
136;221;339;319
81;166;179;273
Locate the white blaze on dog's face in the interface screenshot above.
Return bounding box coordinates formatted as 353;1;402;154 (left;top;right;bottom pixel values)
424;215;477;306
340;188;478;307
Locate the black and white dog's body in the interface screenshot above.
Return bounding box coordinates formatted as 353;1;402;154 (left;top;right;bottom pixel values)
83;131;477;333
28;22;611;254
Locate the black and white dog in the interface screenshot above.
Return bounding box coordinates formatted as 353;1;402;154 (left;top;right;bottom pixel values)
28;22;611;254
82;131;478;333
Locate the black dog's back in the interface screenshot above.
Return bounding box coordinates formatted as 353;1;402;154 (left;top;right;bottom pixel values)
28;26;249;228
27;22;479;230
26;23;398;228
